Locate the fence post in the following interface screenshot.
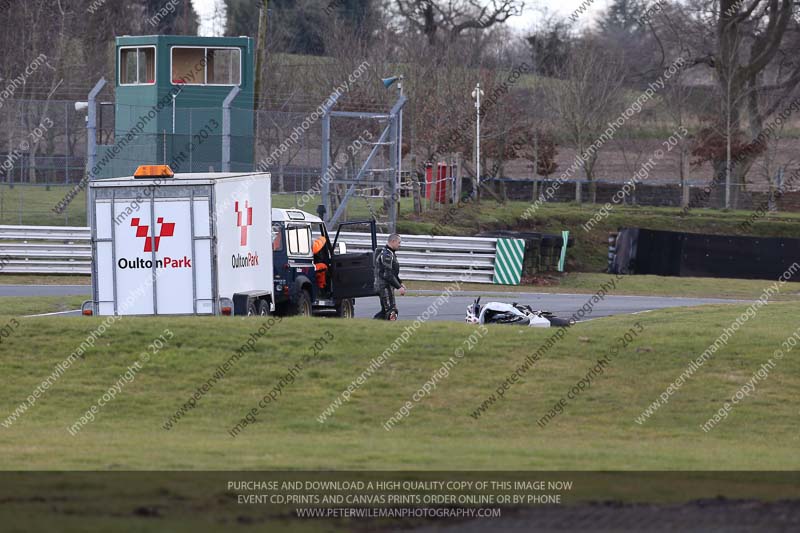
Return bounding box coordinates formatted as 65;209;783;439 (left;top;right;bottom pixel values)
222;86;241;172
64;101;69;185
86;78;106;182
321;111;331;218
188;112;193;172
388;111;399;233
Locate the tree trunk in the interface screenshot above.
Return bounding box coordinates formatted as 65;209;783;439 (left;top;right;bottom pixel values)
682;180;690;208
413;179;422;214
679;147;688;208
254;1;268;111
710;157;751;209
768;175;776;212
497;162;508;203
708;161;727;208
732;165;749;209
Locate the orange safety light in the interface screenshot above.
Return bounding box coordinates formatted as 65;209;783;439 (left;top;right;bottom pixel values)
134;164;174;178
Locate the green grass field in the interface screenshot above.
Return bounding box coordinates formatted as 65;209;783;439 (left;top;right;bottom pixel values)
1;303;798;471
3;295;86;315
0;184;86;226
0;274;90;285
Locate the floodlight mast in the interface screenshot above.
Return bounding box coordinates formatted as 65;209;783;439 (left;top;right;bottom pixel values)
382;75;404;230
472;83;484;190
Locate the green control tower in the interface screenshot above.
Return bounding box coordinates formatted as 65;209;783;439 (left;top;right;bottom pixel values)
96;35;254;178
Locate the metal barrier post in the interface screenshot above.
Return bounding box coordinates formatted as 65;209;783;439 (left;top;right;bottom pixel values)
222;86;241;172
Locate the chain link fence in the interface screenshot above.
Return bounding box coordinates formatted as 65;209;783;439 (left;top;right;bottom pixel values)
4;97;792;227
0;98;398;225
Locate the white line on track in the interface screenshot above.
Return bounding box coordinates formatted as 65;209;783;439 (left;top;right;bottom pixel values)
24;309;81;317
0;284;90;288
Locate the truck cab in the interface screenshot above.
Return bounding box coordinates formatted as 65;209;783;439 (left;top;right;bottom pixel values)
271;208;377;317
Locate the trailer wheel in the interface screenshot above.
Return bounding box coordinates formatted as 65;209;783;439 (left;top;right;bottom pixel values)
257;299;270;316
335;298;354;319
292;290;313;317
247;300;258;316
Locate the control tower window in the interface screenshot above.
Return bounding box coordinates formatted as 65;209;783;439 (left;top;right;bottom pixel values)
207;49;240;85
120;47;155;85
171;47;241;86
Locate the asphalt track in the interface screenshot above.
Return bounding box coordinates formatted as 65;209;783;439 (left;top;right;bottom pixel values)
366;291;742;323
2;285;743;321
0;285;91;298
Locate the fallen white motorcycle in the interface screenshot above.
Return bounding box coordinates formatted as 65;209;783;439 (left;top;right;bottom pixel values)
465;297;572;328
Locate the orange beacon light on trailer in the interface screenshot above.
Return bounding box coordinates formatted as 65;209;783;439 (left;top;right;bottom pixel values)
133;165;174;179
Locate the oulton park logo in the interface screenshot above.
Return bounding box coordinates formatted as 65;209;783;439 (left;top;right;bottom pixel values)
131;217;174;252
235;200;253;246
117;217;191;269
232;200;259;268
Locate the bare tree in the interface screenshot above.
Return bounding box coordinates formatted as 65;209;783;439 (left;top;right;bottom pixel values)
545;41;626;203
661;80;703;207
394;0;524;46
525;11;574;77
401;41;479;170
1;1;72;183
656;10;713;208
755;122;797;212
687;0;800;208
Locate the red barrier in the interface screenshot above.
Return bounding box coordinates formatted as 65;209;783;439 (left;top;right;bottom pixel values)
425;163;450;203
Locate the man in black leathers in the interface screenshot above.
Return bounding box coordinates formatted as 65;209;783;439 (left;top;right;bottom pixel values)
373;233;406;320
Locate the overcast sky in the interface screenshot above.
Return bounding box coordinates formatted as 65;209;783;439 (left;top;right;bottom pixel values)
190;0;611;37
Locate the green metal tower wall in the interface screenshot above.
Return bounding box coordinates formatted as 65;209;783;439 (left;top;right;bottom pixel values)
96;35;254;178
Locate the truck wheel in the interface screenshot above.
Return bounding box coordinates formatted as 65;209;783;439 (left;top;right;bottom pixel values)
257;299;270;316
335;298;354;319
292;290;313;317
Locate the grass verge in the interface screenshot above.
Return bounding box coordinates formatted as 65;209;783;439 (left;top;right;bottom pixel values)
407;273;800;300
1;303;797;471
0;275;91;285
3;296;85;315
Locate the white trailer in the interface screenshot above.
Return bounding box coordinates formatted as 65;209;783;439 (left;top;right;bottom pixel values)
84;166;273;316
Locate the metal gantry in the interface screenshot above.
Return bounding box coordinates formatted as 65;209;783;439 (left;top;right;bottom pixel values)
321;91;406;232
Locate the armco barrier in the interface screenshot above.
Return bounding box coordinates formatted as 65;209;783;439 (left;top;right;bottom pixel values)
0;225;92;274
338;232;496;283
0;226;498;282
